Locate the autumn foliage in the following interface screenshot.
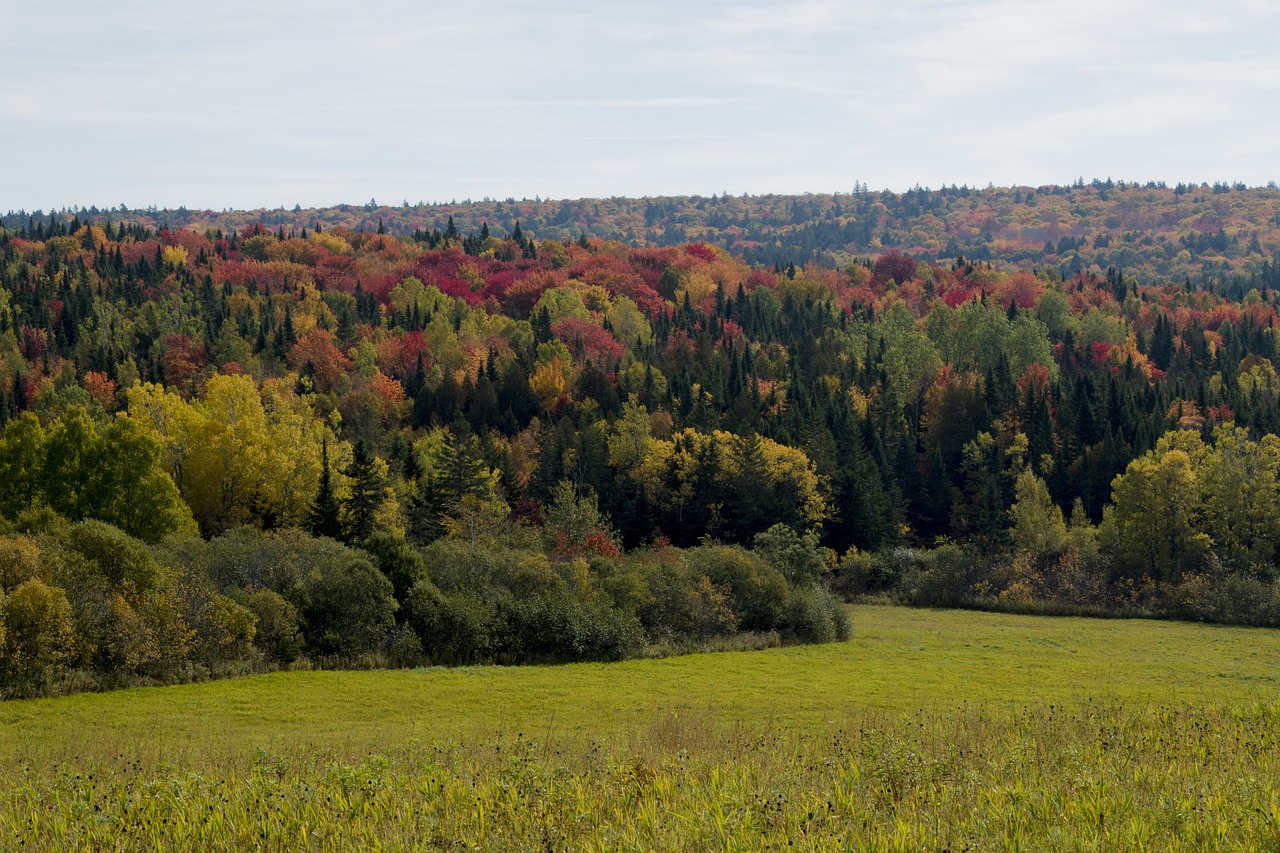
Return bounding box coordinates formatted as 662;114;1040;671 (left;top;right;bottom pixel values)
1;187;1279;693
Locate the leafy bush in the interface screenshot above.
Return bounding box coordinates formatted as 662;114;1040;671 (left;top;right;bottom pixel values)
896;543;985;608
201;527;304;594
358;532;429;606
754;524;827;587
63;520;161;595
0;535;42;593
384;624;425;668
625;554;739;641
1167;570;1280;627
294;543;397;659
239;588;302;663
407;587;501;666
0;578;77;686
688;544;788;631
497;589;644;662
783;586;852;644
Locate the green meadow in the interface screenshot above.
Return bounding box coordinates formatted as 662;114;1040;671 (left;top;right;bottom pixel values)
3;605;1279;850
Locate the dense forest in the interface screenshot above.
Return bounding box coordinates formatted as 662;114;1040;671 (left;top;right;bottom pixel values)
10;179;1280;288
2;183;1280;694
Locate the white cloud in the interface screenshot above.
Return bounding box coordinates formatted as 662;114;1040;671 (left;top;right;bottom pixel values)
2;0;1278;209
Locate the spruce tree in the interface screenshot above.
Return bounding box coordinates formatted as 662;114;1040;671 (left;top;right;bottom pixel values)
342;440;383;543
310;438;343;540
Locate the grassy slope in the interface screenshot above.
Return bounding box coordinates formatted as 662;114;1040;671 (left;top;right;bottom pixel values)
3;606;1279;850
4;605;1277;764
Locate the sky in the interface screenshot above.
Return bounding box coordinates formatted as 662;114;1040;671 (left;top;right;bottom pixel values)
3;0;1278;212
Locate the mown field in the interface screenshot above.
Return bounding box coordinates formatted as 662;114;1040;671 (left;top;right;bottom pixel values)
2;605;1279;850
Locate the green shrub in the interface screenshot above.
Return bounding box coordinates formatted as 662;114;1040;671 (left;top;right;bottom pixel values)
689;544;789;632
407;587;500;666
298;546;397;659
63;520;161;595
358;532;429;606
754;524;826;587
384;624;425;668
784;586;851;644
1;578;77;686
896;543;983;608
498;589;644;663
239;588;302;664
0;535;43;593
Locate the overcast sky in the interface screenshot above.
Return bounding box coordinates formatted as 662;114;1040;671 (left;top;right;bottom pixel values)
3;0;1278;212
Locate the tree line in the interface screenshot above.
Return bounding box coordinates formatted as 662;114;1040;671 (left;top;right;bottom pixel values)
1;216;1280;692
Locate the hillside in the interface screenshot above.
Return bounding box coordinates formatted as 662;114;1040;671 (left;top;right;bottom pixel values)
1;186;1280;692
8;180;1280;289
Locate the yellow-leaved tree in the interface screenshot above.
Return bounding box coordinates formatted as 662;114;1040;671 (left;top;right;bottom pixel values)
128;375;344;535
1101;431;1210;583
624;422;828;543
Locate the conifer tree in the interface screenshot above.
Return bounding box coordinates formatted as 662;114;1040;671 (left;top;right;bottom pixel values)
342;440;383;543
310;438;343;540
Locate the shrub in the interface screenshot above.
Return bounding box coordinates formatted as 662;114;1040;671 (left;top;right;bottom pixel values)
1;578;77;686
498;589;645;663
240;588;302;664
298;547;397;659
1167;571;1280;627
63;520;161;595
897;543;985;608
407;587;500;666
358;532;429;606
689;544;789;631
0;535;42;593
783;586;851;644
202;527;302;594
384;624;425;667
192;593;258;667
829;548;876;599
754;524;827;587
630;555;740;641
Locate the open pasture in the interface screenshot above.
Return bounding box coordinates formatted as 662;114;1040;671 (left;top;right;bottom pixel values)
2;606;1278;850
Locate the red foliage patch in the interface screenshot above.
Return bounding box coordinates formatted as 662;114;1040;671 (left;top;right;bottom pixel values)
552;317;625;365
685;243;718;262
873;249;917;286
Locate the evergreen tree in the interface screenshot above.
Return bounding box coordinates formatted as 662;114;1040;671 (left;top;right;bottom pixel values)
342;440;383;543
310;438;343;540
435;420;491;508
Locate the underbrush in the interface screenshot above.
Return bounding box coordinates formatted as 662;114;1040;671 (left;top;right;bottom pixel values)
836;543;1280;628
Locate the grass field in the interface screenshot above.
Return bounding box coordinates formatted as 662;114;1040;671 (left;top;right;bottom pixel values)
2;605;1279;850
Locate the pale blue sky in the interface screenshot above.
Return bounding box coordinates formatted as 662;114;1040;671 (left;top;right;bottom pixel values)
3;0;1278;211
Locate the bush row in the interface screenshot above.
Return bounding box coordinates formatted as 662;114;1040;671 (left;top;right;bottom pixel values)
0;514;849;697
834;542;1280;627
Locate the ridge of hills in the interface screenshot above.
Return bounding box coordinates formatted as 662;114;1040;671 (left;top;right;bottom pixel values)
2;181;1280;693
8;180;1280;292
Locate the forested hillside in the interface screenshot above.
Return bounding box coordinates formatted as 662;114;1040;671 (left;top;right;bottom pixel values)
11;180;1280;287
2;187;1280;694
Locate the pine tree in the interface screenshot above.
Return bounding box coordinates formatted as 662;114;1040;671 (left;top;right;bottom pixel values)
310;438;343;540
342;440;383;543
436;420;491;509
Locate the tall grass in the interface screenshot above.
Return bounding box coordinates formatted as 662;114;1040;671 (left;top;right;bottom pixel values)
1;605;1278;850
